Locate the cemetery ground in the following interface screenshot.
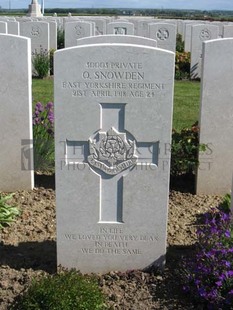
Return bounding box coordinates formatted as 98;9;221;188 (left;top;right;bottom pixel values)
0;79;229;309
0;179;223;309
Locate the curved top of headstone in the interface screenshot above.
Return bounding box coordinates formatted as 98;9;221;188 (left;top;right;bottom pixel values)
31;0;38;4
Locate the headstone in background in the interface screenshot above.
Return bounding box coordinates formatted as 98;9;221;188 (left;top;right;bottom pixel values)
0;21;7;34
0;34;34;191
65;21;92;48
210;21;224;37
76;35;157;47
149;23;177;52
196;38;233;194
55;43;174;273
223;25;233;38
20;21;50;54
7;21;19;35
94;19;107;35
48;21;57;50
190;24;218;79
107;22;134;35
137;20;155;37
184;22;205;52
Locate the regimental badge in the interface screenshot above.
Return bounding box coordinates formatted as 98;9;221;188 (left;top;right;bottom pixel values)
88;127;138;175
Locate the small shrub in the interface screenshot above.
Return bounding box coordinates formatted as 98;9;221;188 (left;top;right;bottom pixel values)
181;207;233;309
49;48;55;75
175;51;190;80
171;122;205;177
0;194;20;229
176;33;184;52
11;270;107;310
33;102;54;172
220;193;232;214
32;47;50;78
57;28;64;49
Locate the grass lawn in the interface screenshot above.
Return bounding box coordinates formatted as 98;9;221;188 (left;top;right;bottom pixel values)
32;78;201;132
32;78;54;107
173;80;200;131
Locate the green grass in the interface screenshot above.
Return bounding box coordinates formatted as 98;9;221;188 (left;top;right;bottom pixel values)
32;78;200;132
173;80;200;131
32;78;54;107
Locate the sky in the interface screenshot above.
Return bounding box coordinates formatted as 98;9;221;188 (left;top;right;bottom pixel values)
1;0;233;11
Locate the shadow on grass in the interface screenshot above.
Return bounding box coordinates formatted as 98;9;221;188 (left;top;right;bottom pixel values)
0;240;56;274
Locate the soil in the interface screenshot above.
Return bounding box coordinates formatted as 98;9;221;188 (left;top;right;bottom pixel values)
0;174;223;310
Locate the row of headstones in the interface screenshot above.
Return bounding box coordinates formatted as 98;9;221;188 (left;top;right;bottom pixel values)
0;20;57;51
2;16;233;79
1;33;233;273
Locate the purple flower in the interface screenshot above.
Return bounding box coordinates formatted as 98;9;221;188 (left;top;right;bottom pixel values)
33;117;40;125
224;230;231;238
215;281;222;287
226;270;233;277
46;102;53;110
35;102;44;112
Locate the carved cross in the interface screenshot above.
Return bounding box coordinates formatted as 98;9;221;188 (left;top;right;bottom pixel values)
66;103;158;223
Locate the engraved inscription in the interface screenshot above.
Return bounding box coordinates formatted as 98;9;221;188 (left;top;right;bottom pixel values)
61;61;166;99
88;127;137;175
199;29;211;41
114;27;127;35
64;227;159;255
156;28;169;40
75;25;83;36
31;26;41;37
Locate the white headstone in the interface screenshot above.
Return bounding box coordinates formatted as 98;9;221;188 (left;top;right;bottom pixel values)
55;43;174;273
148;23;177;52
94;19;107;35
184;22;205;52
0;21;7;34
7;21;19;35
190;24;218;79
65;21;92;48
136;20;155;37
196;38;233;194
223;25;233;38
48;21;57;50
107;22;134;35
20;21;49;54
0;34;34;191
76;35;157;47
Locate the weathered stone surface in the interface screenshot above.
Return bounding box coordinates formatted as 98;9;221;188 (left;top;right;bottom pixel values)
55;43;174;273
196;38;233;194
148;23;177;52
65;21;93;47
190;24;218;79
76;35;157;47
0;34;34;191
107;22;134;35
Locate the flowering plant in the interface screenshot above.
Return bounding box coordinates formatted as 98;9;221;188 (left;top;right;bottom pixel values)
182;203;233;309
33;102;54;172
171;122;205;177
